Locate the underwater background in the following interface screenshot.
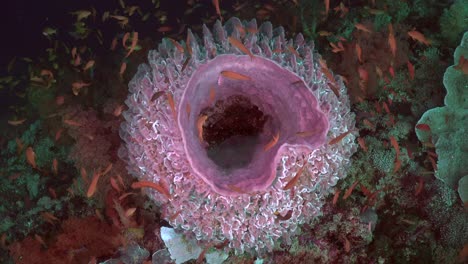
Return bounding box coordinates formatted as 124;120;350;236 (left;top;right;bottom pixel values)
0;0;467;263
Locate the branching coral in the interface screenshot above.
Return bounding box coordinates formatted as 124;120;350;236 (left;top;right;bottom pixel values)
119;17;357;255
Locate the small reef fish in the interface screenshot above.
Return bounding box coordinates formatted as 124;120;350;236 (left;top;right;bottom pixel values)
454;56;468;74
122;32;130;48
329;130;352;145
213;0;222;21
343;180;359;200
415;123;431;131
26;147;37;168
197;115;208;142
283;164;307;190
70;10;92;21
288;45;301;58
131;180;171;199
111;37;118;50
87;171;101;198
389;136;400;156
324;0;329;15
220;70;252;81
318;58;340;97
120;62;127;75
208;86;216;104
52;158;58;175
330;41;345;53
355;43;362;63
8;119;26;126
318;31;332;37
228;36;253;59
415;177;424;196
357;137;368;152
113;104;124;117
125;32;139;57
72;81;91;95
168;38;184;53
332;190;341;205
275;209;293;221
388;24;397;58
63;119;81;127
264;132;280;151
151;91;165;102
110;177;121;192
166;92;177;120
355;23;372;33
407;30;431;46
83;60;95;71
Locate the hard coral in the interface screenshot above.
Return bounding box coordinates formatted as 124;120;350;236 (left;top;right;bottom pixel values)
119;18;357;254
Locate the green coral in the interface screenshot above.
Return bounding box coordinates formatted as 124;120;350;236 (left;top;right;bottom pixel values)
387;0;410;23
440;0;468;47
416;31;468;188
373;14;392;32
0;121;71;240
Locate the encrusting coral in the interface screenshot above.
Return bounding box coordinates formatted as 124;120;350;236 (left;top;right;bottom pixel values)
119;17;357;255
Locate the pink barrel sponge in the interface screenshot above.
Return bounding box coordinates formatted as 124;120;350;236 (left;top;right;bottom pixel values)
119;17;357;254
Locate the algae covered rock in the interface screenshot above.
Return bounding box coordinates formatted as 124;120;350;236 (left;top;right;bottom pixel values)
416;31;468;191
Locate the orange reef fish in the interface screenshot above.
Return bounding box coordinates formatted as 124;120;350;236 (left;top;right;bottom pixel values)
264;132;280;151
330;41;345;53
355;23;372;33
168;38;184;53
318;58;339;97
355;43;362;63
454;56;468;74
213;0;222;21
220;70;251;81
228;36;253;59
167;92;177;120
125;31;138;57
26;147;37;168
329;130;352;145
357;137;368;152
87;171;101;198
197;115;208;142
131;180;171;199
415;123;431;131
8;119;27;126
407;30;431;45
388;24;397;58
324;0;329;15
72;81;91;95
52;158;58;175
343;180;359;200
120;62;127;75
283;164;307;190
83;60;95;71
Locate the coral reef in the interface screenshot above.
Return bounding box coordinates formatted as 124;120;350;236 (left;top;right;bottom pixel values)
416;31;468;189
119;17;357;254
